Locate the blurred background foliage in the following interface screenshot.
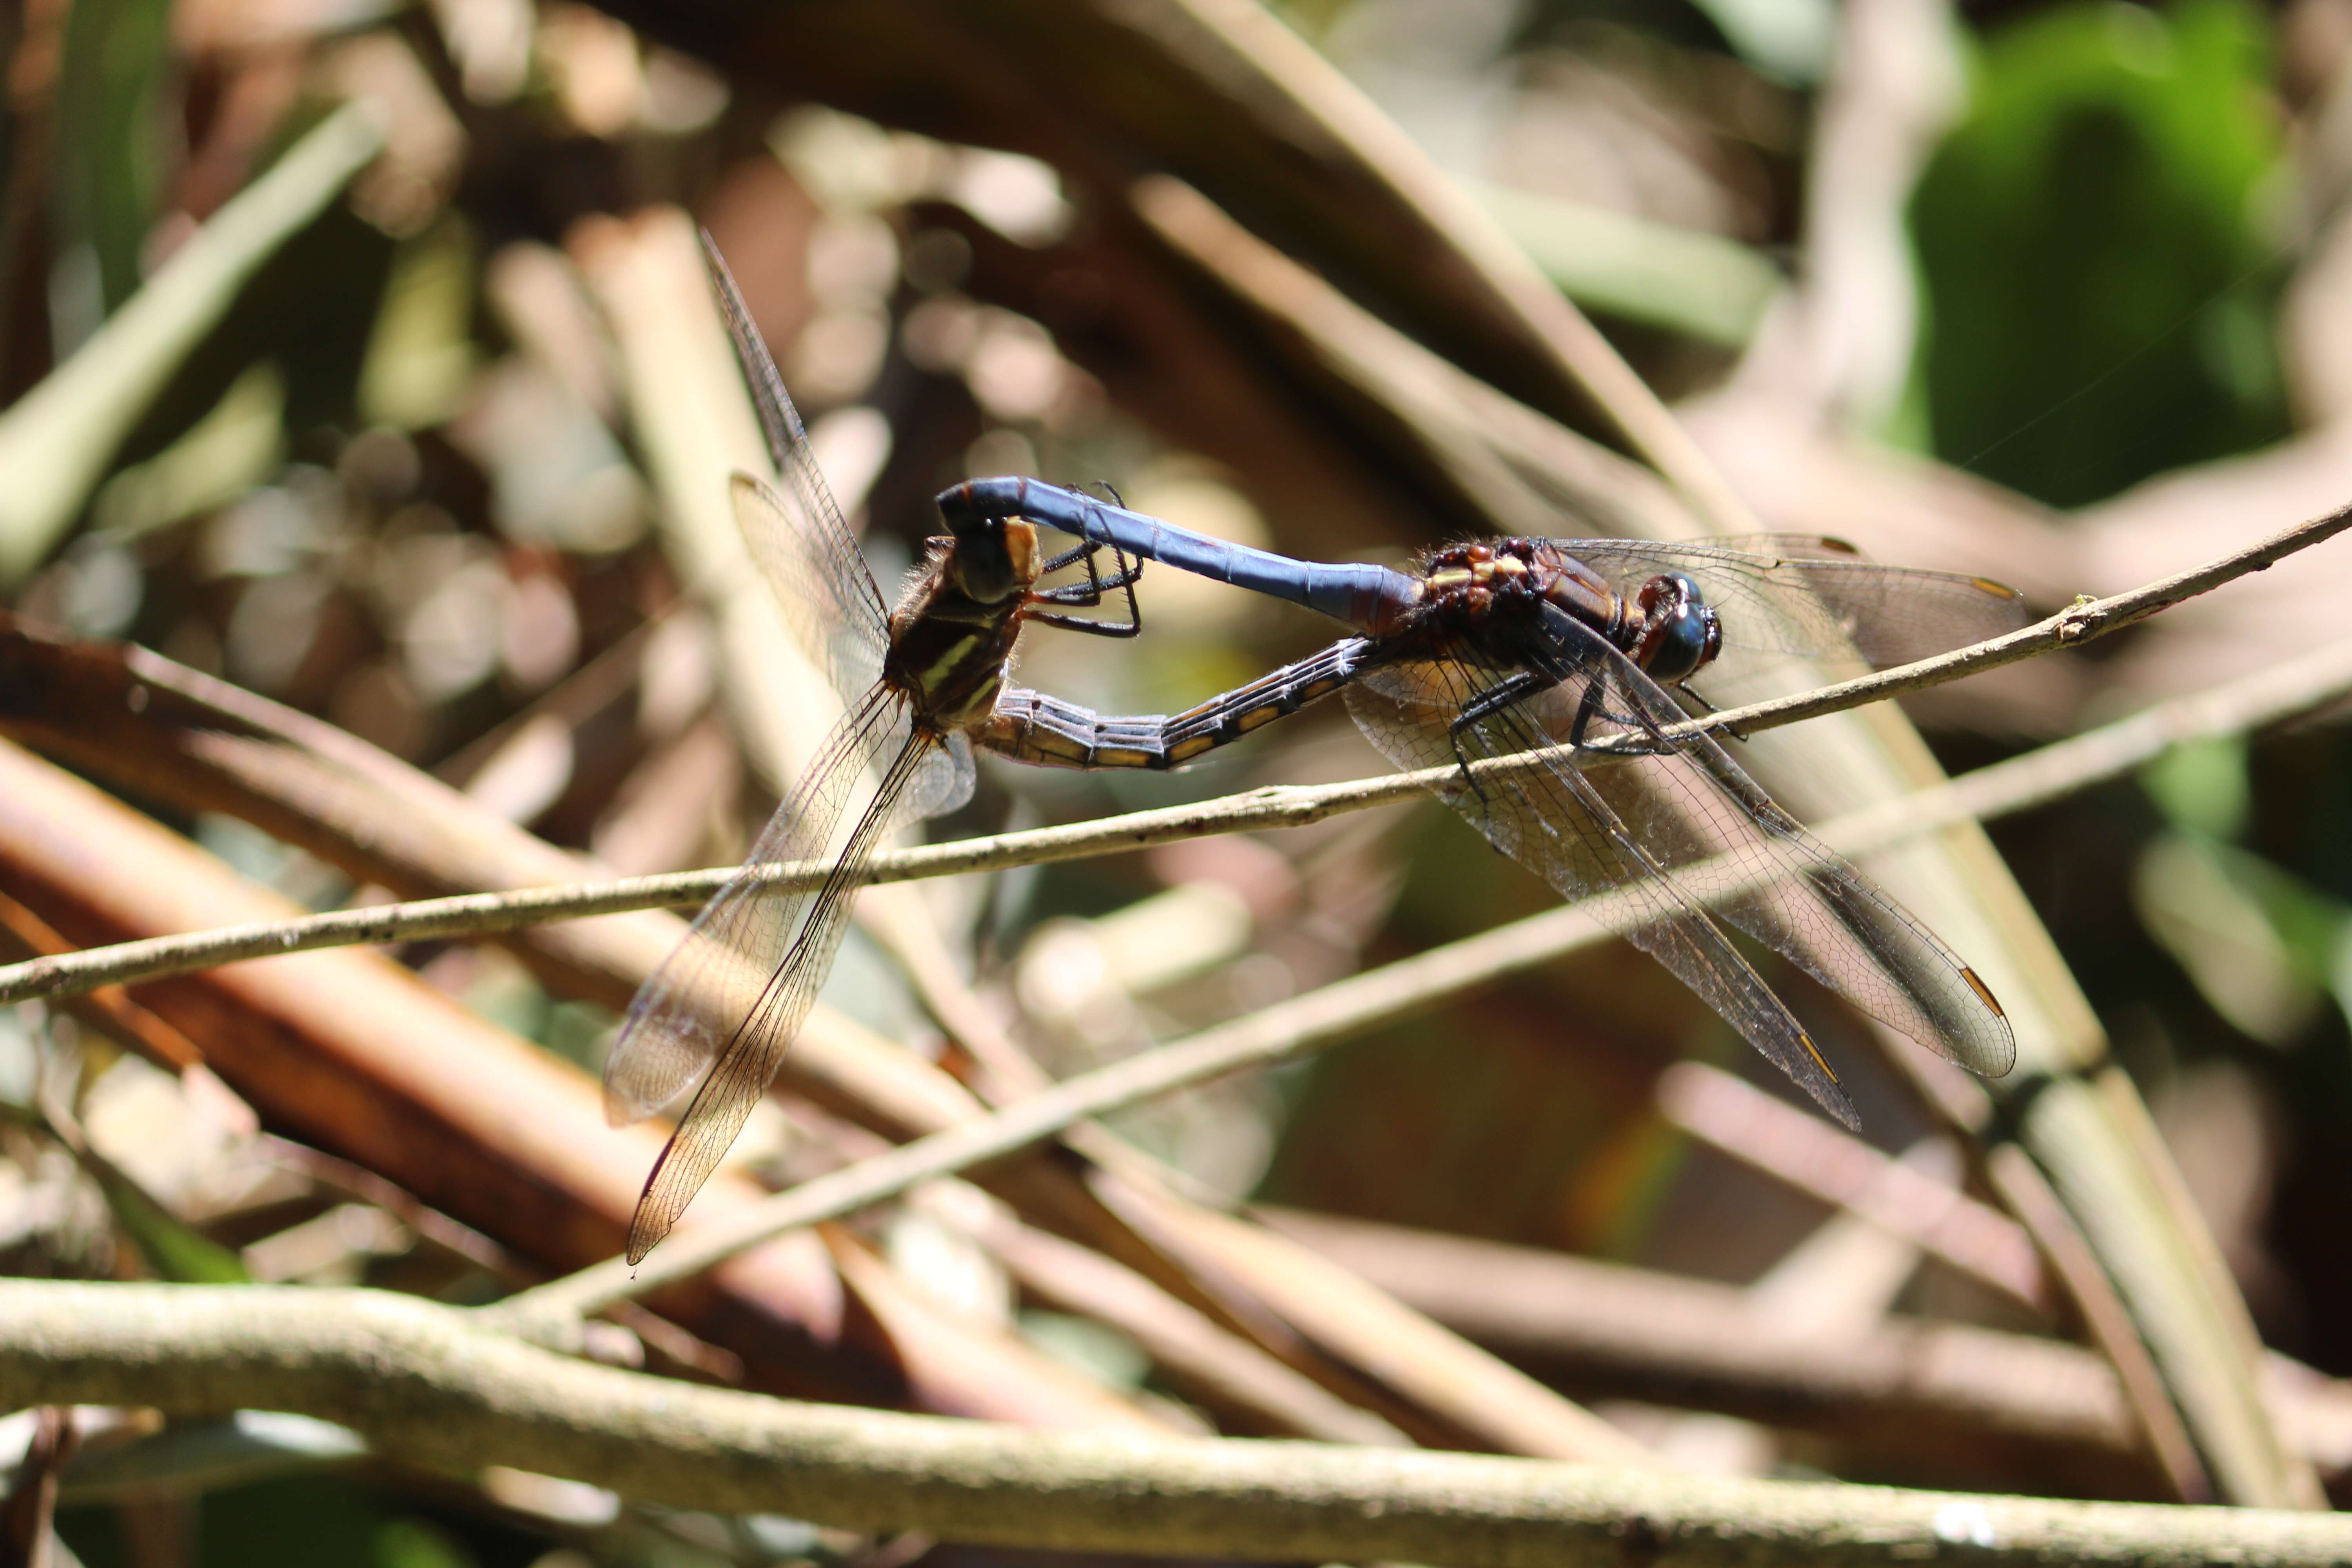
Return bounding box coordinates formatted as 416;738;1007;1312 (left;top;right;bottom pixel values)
1913;0;2288;502
7;0;2352;1556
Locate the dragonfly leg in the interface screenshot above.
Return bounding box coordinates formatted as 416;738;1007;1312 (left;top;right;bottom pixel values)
1030;540;1145;637
1448;668;1561;804
1669;682;1748;742
1036;482;1134;582
1559;676;1682;760
1033;551;1145;598
1038;539;1138;583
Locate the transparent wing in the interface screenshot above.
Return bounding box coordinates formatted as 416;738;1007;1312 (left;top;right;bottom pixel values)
602;686;931;1261
1348;608;2013;1118
1348;658;1856;1127
1556;537;2029;697
906;729;976;820
731;474;886;701
705;238;891;698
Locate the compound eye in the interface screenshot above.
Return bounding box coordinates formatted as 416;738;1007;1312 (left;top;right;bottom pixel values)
1642;571;1706;610
1644;602;1719;683
954;519;1024;602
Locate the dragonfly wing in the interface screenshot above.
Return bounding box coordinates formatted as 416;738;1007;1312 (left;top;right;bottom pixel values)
603;686;928;1259
704;239;893;698
1346;652;1860;1128
1558;540;2029;688
1566;667;2016;1080
1500;604;2013;1078
906;729;976;820
731;474;887;700
603;684;907;1123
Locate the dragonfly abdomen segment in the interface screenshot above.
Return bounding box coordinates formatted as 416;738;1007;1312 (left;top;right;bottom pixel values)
982;638;1373;771
942;477;1419;635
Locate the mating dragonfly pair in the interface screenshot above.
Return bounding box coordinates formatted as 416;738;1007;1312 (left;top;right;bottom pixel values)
606;241;2022;1263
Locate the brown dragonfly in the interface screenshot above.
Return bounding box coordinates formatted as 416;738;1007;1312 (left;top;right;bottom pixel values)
608;245;1422;1258
603;244;1161;1261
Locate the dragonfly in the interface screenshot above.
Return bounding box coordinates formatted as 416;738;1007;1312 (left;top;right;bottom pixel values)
606;244;1198;1261
936;477;2025;1127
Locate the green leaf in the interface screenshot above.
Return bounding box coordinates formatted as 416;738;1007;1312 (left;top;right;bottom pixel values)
1912;0;2288;506
88;1157;250;1284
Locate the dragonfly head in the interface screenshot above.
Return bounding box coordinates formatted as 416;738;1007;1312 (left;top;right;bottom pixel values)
947;516;1042;604
1633;572;1722;684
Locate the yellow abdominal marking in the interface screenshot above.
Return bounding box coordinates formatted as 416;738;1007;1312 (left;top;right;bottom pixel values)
1167;736;1217;762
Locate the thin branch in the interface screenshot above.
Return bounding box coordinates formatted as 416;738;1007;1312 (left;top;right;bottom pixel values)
1656;1062;2048;1311
5;1281;2348;1566
6;500;2349;1007
495;632;2352;1321
1635;496;2352;747
1250;1207;2352;1481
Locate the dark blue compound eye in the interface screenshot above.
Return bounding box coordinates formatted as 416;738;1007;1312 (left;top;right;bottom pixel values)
1646;604;1717;682
1636;575;1721;683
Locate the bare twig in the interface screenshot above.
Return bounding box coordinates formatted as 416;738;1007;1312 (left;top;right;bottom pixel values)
1251;1207;2352;1484
7;501;2350;1008
5;1280;2349;1566
1637;496;2352;745
493;631;2352;1321
1656;1063;2047;1310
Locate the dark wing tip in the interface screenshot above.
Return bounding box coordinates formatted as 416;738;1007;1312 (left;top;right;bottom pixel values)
1957;967;2019;1078
1793;1031;1864;1131
1960;965;2007;1018
1971;575;2029;607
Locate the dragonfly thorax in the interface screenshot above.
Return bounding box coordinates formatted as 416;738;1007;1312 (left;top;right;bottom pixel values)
1408;541;1726;688
883;525;1040;729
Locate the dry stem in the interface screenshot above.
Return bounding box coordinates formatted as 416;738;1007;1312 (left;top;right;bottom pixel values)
3;1281;2348;1565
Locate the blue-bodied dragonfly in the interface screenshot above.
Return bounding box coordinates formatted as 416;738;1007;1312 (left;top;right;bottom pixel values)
609;245;1259;1261
935;477;2025;1127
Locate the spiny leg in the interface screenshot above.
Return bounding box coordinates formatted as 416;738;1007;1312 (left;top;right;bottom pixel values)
1666;682;1749;743
1447;668;1561;805
1447;659;1682;807
1558;669;1684;759
1032;538;1145;637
